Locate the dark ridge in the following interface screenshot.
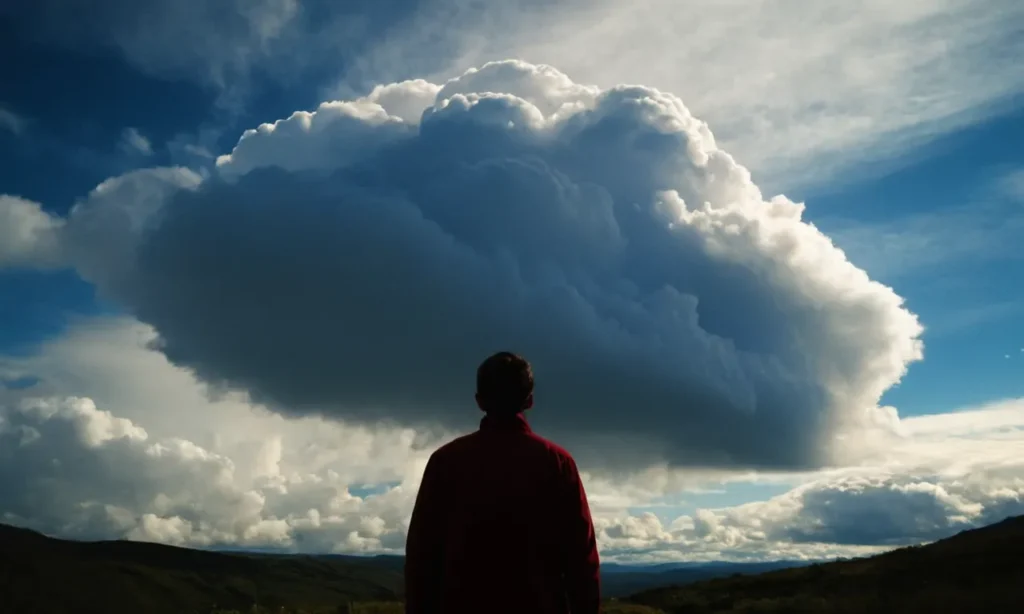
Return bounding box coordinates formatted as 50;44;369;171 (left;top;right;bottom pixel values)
623;515;1024;613
2;515;1022;613
0;523;402;614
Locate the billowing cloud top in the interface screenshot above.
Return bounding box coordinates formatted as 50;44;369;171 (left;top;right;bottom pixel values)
1;61;923;470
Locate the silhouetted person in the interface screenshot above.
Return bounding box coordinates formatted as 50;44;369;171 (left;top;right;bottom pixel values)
405;352;601;614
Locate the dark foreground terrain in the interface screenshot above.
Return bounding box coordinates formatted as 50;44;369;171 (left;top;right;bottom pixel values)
1;515;1021;613
626;514;1024;613
0;523;402;614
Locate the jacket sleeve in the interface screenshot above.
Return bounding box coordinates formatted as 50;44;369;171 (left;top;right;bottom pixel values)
405;452;445;614
562;455;601;614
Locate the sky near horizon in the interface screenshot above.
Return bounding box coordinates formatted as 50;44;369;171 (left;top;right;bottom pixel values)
1;0;1022;563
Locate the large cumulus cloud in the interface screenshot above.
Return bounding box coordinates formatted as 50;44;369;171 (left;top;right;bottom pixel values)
0;61;922;470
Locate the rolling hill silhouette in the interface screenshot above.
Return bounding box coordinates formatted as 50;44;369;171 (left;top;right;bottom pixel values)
0;523;401;613
1;515;1021;613
623;514;1024;613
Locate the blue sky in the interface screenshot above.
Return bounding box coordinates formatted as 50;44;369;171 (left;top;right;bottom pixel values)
809;106;1024;416
1;0;1022;561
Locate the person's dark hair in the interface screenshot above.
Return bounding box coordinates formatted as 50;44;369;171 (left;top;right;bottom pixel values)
476;351;534;414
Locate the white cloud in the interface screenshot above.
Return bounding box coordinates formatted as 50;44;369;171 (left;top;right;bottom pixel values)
424;0;1024;188
0;318;1020;559
597;466;1024;562
595;400;1024;562
0;318;431;551
213;97;414;179
0;317;432;487
11;61;923;472
0;106;26;135
119;127;154;156
0;394;413;550
59;167;204;289
9;1;1019;188
0;195;65;269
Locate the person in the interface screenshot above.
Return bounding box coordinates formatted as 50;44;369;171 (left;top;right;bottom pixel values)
404;352;601;614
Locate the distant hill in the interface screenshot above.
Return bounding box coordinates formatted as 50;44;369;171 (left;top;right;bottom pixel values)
622;514;1024;613
2;516;1022;613
0;523;402;614
601;560;810;598
0;521;801;612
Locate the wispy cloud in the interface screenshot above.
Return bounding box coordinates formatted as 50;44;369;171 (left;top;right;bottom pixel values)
997;169;1024;202
0;106;26;136
823;205;1023;280
821;169;1024;280
924;301;1023;338
424;0;1024;189
11;1;1021;190
118;127;154;156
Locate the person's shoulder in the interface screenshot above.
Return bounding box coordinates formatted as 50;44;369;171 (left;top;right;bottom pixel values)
429;431;479;460
527;431;577;465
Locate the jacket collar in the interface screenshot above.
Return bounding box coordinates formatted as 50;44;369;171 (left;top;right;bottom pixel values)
479;412;532;433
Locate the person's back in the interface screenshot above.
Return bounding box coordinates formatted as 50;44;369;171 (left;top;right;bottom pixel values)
405;352;601;614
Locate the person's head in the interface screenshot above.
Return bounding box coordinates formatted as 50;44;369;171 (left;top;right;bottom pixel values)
475;351;534;416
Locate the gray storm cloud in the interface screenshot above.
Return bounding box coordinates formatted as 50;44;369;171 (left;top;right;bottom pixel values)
2;61;923;470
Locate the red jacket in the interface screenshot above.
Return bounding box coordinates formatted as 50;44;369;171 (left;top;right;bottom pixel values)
405;412;601;614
